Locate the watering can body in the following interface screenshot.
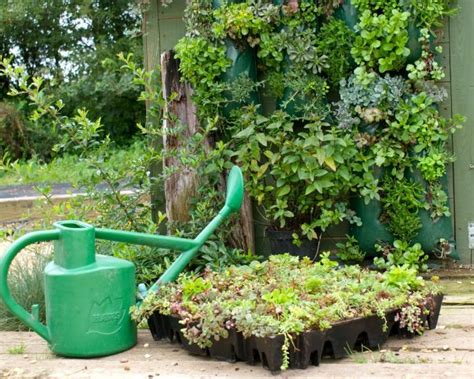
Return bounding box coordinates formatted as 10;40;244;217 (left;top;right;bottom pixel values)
44;221;136;357
0;220;137;357
0;166;244;358
45;255;136;357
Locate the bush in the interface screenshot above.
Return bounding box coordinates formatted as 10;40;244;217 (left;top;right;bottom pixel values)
0;102;27;159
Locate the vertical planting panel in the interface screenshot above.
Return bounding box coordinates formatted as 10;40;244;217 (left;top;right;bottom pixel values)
141;3;466;259
450;0;474;263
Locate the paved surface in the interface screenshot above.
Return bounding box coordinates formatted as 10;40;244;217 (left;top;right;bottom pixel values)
0;183;136;223
0;184;74;199
0;183;124;200
0;304;473;378
1;230;473;377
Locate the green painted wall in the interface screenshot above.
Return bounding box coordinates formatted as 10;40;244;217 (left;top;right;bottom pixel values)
144;1;473;262
142;1;186;225
451;0;474;263
143;1;186;72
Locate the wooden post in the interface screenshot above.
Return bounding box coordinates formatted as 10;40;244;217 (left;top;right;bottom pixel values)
161;50;255;252
161;51;201;223
228;192;255;252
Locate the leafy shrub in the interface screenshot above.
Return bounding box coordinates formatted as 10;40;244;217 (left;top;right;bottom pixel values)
317;18;355;86
380;177;424;241
0;102;28;159
58;56;145;143
230;107;362;240
175;37;231;93
212;2;279;47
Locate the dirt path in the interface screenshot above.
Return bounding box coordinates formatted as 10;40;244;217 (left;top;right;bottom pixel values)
1;304;473;378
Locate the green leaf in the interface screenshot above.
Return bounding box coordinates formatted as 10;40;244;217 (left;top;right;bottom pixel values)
256;133;267;146
277;185;291;197
324;157;336;171
234;127;254;139
305;182;319;195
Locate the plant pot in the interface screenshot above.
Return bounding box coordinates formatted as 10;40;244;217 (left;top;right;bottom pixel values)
350;196;395;256
392;293;443;338
427;293;444;330
212;1;258;118
334;0;358;32
266;229;320;259
406;22;423;64
221;39;258;117
407;170;459;260
350;166;394;257
212;0;242;7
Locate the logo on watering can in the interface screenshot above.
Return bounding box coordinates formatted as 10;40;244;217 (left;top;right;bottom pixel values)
88;296;126;335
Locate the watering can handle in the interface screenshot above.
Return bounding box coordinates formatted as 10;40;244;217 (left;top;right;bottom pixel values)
0;230;59;342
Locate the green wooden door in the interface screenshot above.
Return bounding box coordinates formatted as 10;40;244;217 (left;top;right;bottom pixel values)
143;0;186;71
451;0;474;263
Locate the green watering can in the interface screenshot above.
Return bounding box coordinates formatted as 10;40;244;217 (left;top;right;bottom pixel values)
0;166;244;358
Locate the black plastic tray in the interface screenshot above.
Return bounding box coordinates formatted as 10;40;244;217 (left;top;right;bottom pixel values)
147;294;443;372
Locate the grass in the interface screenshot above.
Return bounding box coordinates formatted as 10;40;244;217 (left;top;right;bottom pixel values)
0;140;146;187
346;345;436;365
438;278;474;295
7;343;25;355
0;247;51;331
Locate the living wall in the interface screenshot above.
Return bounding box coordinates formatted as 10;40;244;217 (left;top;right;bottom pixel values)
161;0;463;260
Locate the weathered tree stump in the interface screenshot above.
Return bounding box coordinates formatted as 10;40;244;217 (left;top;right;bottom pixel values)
161;50;201;223
161;50;255;252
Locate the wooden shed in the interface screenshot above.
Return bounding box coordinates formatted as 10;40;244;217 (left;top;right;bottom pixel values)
142;0;474;264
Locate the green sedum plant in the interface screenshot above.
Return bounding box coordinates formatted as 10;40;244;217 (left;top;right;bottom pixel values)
374;240;429;272
133;254;440;370
351;9;411;73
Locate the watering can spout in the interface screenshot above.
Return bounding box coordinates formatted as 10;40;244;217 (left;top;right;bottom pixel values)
147;165;245;288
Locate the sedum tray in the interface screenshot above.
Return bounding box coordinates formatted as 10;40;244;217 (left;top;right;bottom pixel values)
147;294;443;372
